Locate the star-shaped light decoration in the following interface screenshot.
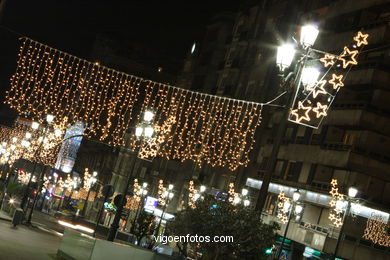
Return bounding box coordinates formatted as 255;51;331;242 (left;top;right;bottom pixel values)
353;31;369;47
339;46;358;68
320;53;337;67
331;179;338;186
312;102;328;118
330;187;339;197
290;101;312;123
312;80;328;98
334;217;343;227
328;74;344;89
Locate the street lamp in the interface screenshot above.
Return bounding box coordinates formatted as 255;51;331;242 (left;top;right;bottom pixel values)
276;44;296;72
107;110;155;241
255;23;321;212
130;182;148;234
277;189;303;259
24;114;63;224
300;24;319;47
155;187;174;236
333;186;359;260
80;169;98;217
301;66;321;91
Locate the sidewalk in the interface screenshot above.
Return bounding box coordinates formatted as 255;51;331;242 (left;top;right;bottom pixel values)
0;210;12;222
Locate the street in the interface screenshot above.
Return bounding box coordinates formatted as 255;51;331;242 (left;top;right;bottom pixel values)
0;219;61;260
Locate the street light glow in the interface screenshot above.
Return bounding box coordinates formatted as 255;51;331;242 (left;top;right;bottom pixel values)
241;188;248;196
31;122;39;130
144;126;154;138
200;185;206;193
54;129;62;137
135;126;143;137
143;110;154;122
295;204;303;214
301;67;321;90
46;114;54;123
276;44;296;71
300;24;319;47
348;187;358;198
25;132;32;139
293;189;301;201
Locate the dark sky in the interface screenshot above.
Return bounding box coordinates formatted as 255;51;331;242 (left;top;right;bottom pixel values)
0;0;240;125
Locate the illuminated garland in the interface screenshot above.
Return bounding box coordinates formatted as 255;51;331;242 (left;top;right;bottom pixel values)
6;38;263;171
133;178;141;202
289;31;369;128
157;179;166;206
228;182;235;204
328;179;345;227
188;180;197;209
362;213;390;247
277;189;290;224
0;119;65;167
124;195;139;210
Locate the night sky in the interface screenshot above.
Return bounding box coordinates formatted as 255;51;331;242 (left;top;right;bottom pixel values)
0;0;240;125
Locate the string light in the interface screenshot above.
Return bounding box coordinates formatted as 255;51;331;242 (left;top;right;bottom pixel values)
290;101;312;123
6;38;265;171
362;213;390;247
339;46;358;68
289;31;369;128
353;31;369;47
228;182;235;204
320;54;336;67
277;189;290;224
311;80;328;98
312;102;328;118
328;179;345;227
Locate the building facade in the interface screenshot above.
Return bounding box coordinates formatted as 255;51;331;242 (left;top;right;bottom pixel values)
176;0;390;259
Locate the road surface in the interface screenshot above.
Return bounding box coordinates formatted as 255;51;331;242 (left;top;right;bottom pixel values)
0;219;61;260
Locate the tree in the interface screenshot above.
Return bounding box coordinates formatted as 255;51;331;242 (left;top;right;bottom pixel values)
133;210;156;247
168;194;278;260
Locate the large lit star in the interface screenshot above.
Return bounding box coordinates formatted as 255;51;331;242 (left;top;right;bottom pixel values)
312;102;328;118
312;80;328;98
353;31;369;47
320;54;336;67
328;74;344;89
339;46;358;68
290;101;312;123
331;179;338;186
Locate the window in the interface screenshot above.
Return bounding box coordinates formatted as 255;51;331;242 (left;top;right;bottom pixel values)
284;161;302;182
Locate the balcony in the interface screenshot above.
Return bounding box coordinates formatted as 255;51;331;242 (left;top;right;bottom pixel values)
325;109;390;136
260;142;390;180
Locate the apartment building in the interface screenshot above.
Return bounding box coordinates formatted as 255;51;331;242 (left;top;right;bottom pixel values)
177;0;390;259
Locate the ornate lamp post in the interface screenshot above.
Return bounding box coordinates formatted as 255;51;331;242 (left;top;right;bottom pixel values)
107;110;155;241
333;186;358;260
130;182;148;234
255;24;320;212
276;189;303;259
81;170;98;217
155;184;174;236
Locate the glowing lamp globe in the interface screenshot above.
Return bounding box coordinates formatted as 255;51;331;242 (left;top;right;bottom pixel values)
276;44;296;71
300;24;319;47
